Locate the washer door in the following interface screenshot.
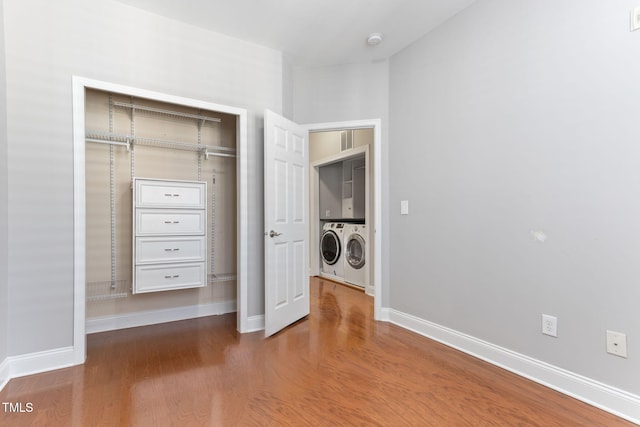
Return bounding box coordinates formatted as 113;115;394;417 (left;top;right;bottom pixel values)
321;230;341;265
345;234;365;269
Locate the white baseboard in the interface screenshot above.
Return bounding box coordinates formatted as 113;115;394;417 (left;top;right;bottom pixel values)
0;347;77;391
386;309;640;425
0;357;10;391
245;315;265;333
379;307;391;322
86;300;237;334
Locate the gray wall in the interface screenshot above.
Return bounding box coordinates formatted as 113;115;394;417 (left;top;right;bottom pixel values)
0;0;9;365
3;0;282;356
390;0;640;394
292;61;390;305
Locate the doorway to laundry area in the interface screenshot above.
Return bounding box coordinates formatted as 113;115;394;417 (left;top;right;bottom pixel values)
307;119;382;320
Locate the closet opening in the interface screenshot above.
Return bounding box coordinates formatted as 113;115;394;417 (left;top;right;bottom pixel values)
84;88;237;331
73;77;249;364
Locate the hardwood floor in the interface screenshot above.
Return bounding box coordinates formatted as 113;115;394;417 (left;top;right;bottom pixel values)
1;277;633;426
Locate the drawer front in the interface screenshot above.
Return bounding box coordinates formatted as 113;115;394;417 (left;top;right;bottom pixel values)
136;209;205;236
135;179;206;209
134;262;206;293
136;236;206;264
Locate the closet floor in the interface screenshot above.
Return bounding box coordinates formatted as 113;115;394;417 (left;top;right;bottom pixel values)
0;277;633;426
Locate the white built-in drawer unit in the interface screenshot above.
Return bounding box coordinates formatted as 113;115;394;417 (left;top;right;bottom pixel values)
133;178;207;294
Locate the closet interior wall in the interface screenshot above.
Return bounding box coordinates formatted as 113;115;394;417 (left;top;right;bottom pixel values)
85;89;237;321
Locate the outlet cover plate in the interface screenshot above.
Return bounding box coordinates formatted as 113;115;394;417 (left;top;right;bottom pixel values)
606;330;628;358
542;314;558;337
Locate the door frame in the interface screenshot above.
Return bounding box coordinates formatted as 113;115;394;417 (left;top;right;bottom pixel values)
305;119;382;320
72;76;249;364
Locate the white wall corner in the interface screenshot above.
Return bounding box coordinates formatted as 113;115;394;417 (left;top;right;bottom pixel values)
386;309;640;425
378;307;391;322
0;357;10;392
245;315;265;333
86;300;237;334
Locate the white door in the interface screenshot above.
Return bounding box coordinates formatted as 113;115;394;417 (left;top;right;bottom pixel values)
264;110;309;337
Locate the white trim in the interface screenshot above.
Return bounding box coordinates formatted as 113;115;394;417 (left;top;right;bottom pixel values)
71;77;87;365
7;347;76;381
310;145;369;169
387;308;640;425
304;119;382;321
245;315;265;333
0;357;10;391
236;112;249;333
72;76;250;366
86;300;237;334
378;307;391;322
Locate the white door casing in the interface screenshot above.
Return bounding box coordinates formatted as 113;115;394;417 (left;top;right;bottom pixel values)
264;110;310;337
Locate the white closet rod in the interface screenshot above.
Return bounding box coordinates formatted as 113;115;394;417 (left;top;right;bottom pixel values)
204;151;236;159
112;101;222;123
86;131;236;158
86;137;130;151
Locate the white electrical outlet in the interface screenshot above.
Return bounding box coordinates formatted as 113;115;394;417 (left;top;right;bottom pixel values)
542;314;557;337
606;330;628;358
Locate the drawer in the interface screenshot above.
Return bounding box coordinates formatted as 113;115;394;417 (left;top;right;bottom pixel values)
135;179;206;209
135;236;206;264
134;262;206;293
136;209;206;236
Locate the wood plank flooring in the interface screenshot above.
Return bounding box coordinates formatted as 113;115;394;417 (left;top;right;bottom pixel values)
0;277;634;426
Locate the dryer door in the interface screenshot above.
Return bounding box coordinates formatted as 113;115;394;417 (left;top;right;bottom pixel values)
321;230;341;265
345;234;365;269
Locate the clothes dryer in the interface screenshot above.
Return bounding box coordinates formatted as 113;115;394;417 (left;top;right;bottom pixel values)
343;224;368;288
320;222;345;280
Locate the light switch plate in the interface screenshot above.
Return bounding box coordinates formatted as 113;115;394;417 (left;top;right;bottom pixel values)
400;200;409;215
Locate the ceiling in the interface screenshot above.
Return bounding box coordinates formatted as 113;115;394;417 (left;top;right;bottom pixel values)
113;0;476;67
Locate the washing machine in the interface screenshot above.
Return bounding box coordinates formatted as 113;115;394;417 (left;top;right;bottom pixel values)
343;224;368;288
320;222;345;280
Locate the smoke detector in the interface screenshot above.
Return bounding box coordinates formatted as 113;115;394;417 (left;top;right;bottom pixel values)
367;33;383;46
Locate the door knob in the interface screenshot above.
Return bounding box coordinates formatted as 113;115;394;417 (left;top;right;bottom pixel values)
269;230;282;238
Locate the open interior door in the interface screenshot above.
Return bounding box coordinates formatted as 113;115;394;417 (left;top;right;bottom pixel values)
264;110;309;337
